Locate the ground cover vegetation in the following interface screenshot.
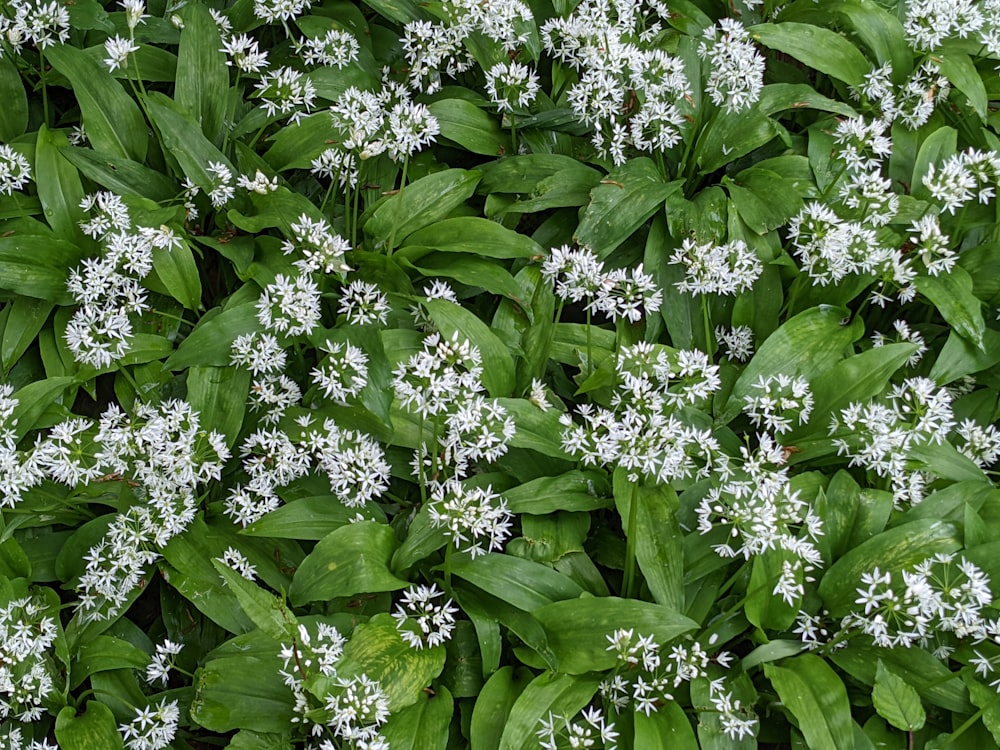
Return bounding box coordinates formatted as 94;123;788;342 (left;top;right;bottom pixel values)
0;0;999;746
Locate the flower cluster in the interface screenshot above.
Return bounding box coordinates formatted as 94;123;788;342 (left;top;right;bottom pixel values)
537;706;618;750
541;245;662;323
0;593;59;723
742;374;814;435
392;583;459;649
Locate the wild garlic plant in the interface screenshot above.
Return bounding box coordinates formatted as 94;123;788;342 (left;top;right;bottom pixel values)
2;0;1000;746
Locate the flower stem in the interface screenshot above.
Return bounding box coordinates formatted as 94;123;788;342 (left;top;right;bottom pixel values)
622;481;639;599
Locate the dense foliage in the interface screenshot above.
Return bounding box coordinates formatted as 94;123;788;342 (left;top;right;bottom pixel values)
1;0;1000;747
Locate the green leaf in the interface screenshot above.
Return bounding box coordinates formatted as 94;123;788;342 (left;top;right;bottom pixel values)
335;613;446;712
613;469;683;610
364;168;482;250
800;342;918;438
723;305;863;423
192;647;295;733
213;559;298;641
0;232;85;303
750;23;870;87
400;216;544;259
152;240;203;311
55;701;125;750
532;597;698;674
289;521;408;605
381;686;453;750
34;125;86;243
765;654;854;750
911;126;957;201
402;253;526;302
937;51;988;121
144;92;233;191
916;268;985;350
498;672;603;750
575;158;681;258
175;2;229;141
873;660;926;731
185;365;249;449
165;301;259;370
262;112;343;171
429;98;509;156
504;471;611;514
818;520;962;616
478;154;601;195
0;57;28;140
471;667;532;750
12;376;75;438
2;296;54;374
242;496;385;540
423;298;515;397
634;701;699;749
71;636;150;689
965;674;1000;744
62;146;178;203
725;168;804;234
450;552;584;611
45;43;148;162
930;327;1000;384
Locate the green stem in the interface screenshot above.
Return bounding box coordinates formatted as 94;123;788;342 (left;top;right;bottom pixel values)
116;363;146;404
387;155;408;254
622;482;639;599
510;116;518;156
222;70;241;158
39;49;49;127
444;542;453;591
585;306;593;379
701;295;713;356
351;177;362;250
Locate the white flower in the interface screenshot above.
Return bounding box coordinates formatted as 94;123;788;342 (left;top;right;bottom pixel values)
145;639;183;686
485;60;540;113
670;237;762;296
220;33;270;73
119;699;180;750
698;18;765;113
427;479;512;558
338;280;389;325
256;273;322;337
0;144;31;196
217;546;258;581
392;583;459;649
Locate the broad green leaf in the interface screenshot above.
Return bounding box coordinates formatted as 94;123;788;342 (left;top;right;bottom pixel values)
502;168;604;213
175;2;229;141
429;98;509;156
916;268;985;350
228;186;324;235
750;23;870;87
799;342;919;438
471;667;532;750
634;701;699;749
965;674;1000;744
423;298;515;397
2;297;54;373
0;233;85;304
478;154;601;195
243;496;384;540
723;305;863;422
912;126;957;201
496;398;573;460
504;471;611;514
450;552;584;611
0;57;27;140
745;548;800;630
873;660;925;731
289;521;408;605
613;469;683;610
213;559;298;641
263;112;343;171
165;301;259;370
45;43;148;162
192;650;295;733
62;146;178;203
152;240;203;311
725;168;804;234
12;376;75;438
575;158;681;258
818;520;961;616
832;645;971;713
498;672;603;750
532;597;698;673
364;168;482;250
227;730;294;750
34;125;86;243
185;365;249;449
71;636;150;689
391;503;447;573
930;327;1000;384
400;216;544;259
335;613;447;712
381;686;453;750
402;253;526;303
937;51;988;121
55;701;124;750
765;654;854;750
144;92;234;191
